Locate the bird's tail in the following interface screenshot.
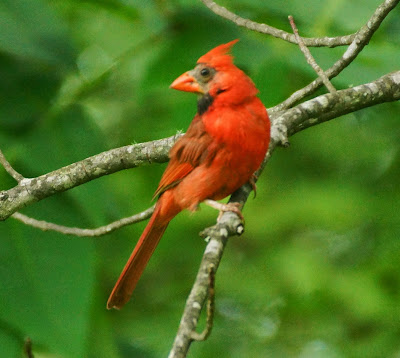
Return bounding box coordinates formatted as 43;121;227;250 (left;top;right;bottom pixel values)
107;195;176;310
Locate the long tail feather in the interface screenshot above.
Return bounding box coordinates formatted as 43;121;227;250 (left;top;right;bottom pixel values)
107;203;170;310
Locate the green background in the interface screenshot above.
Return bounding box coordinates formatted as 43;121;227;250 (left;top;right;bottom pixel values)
0;0;399;357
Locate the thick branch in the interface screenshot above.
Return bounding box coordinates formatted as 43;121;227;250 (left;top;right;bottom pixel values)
273;71;400;146
200;0;355;47
168;214;242;358
0;134;181;221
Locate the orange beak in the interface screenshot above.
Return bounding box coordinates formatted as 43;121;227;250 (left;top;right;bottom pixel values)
170;71;204;94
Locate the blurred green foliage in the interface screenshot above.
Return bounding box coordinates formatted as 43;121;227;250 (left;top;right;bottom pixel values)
0;0;399;357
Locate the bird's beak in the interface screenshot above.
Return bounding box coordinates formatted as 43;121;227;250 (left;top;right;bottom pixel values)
170;71;204;94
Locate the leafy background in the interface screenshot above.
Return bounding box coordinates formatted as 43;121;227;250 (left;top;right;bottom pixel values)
0;0;399;357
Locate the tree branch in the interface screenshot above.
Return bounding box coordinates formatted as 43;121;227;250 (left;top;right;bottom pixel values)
189;264;216;342
11;207;154;237
168;216;240;358
272;0;399;114
288;15;337;93
0;150;25;182
200;0;355;47
0;134;181;221
271;71;400;148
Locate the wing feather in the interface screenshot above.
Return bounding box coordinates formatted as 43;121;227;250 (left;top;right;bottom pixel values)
153;115;214;198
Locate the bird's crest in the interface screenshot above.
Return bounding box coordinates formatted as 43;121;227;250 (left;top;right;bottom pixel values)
197;39;239;69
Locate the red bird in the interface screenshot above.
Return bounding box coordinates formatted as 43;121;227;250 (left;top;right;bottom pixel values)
107;40;270;309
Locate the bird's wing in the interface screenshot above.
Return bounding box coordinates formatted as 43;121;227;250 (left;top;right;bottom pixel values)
153;115;215;198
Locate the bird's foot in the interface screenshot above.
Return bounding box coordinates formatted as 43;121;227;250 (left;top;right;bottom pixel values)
204;199;244;222
249;174;258;198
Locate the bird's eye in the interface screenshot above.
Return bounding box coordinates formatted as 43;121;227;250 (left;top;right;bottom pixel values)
200;68;210;77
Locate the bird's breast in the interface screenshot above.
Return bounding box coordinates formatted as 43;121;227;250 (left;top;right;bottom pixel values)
202;99;270;160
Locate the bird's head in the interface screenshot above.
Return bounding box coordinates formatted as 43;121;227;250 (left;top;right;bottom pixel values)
170;40;258;112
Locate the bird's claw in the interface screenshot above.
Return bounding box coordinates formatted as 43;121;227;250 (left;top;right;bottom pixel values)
249;174;258;198
217;202;244;222
204;199;244;222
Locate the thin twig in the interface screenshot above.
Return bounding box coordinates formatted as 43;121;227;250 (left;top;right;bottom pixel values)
11;206;155;237
200;0;355;47
288;15;337;93
190;264;216;341
271;0;399;114
24;337;34;358
0;150;25;182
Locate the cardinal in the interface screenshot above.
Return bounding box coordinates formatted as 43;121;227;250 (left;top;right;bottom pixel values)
107;39;270;309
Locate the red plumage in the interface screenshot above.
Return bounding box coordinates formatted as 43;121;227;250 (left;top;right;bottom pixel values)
107;40;270;309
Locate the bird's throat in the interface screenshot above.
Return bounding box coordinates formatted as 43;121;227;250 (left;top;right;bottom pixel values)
197;93;214;115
